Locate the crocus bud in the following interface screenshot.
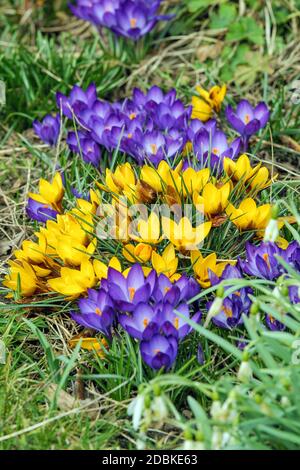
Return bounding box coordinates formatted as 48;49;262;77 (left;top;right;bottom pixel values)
204;296;223;328
264;205;279;243
237;359;252;383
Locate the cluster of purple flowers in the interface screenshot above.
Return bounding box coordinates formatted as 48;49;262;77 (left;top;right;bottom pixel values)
71;264;201;370
208;265;253;330
33;84;269;171
210;241;300;333
69;0;171;40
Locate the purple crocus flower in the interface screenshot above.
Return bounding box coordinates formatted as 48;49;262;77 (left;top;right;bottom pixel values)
193;127;241;172
239;242;285;281
67;130;101;166
119;302;159;340
33;114;60;146
208;264;252;329
140;333;178;370
71;288;115;338
56;83;97;120
159;302;202;340
265;314;286;331
26;198;58;223
286;241;300;273
152;273;200;307
208;295;246;330
69;1;171;41
226;100;270;149
107;264;156;311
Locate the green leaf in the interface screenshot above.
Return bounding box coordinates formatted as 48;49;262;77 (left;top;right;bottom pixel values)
186;0;225;13
210;4;237;29
226;17;264;45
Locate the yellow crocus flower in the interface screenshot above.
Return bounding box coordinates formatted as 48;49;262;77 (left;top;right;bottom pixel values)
181;168;210;196
28;172;64;211
192;85;226;121
151;243;178;278
191;250;228;288
98;163;136;195
56;236;96;266
193;182;230;217
93;256;122;280
123;243;152;263
223;154;274;191
131;212;162;244
226;198;271;232
162;216;212;251
48;258;96;298
3;260;38;297
14;233;48;265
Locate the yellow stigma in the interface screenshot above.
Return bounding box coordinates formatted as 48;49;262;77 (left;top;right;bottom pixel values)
129;113;136;120
150;144;158;154
154;348;161;354
244;114;250;124
164;286;171;293
174;317;179;329
129;287;135;300
95;307;102;316
127;133;133;139
130;18;137;28
143;318;149;327
212;147;219;155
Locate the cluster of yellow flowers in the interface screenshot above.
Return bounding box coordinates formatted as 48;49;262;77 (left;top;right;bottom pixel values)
4;153;278;300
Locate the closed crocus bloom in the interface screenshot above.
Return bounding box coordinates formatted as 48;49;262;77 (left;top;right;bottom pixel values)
123;243;152;263
26;198;58;223
181;168;210;195
192;85;226;121
226;198;271;232
194;182;230;217
94;256;122;281
151;243;178;278
3;260;38;297
14;233;47;265
223;154;273;191
48;258;96;298
132;212;162;244
140;334;178;370
140;165;163;193
56;236;96;266
162;216;212;251
39;172;64;206
33;113;60;146
191;250;228;288
100;163;136;195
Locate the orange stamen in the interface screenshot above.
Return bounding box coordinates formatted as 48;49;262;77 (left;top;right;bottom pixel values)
130;18;137;28
150;144;158;154
224;306;233;318
95;307;102;316
263;253;271;269
129;287;135;300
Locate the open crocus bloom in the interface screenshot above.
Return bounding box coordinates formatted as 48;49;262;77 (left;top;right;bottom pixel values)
107;264;156;311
